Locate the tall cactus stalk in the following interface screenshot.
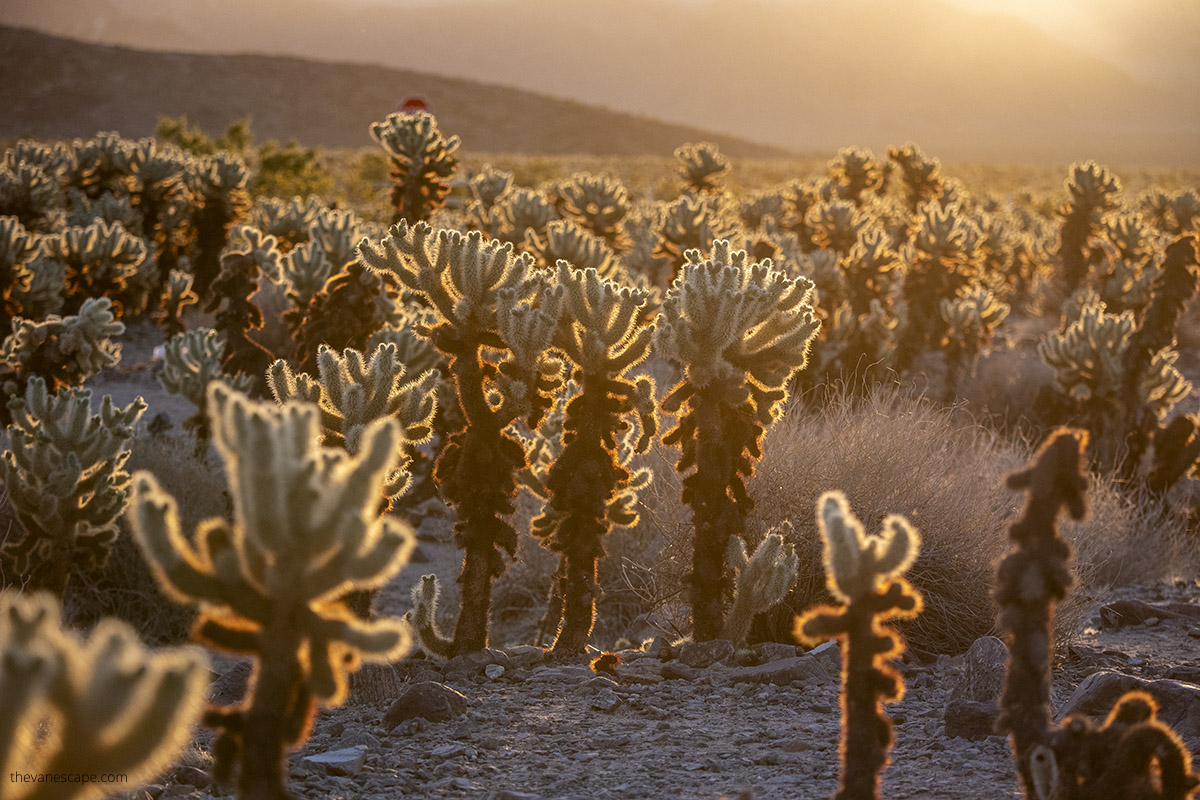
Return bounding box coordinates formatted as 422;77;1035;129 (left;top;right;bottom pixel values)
128;384;416;799
654;240;819;641
531;262;656;654
358;222;563;655
796;492;923;800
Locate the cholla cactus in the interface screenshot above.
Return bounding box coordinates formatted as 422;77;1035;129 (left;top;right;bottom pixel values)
652;194;740;285
526;263;656;654
268;342;437;502
370;111;461;225
895;201;983;367
128;384;416;799
675;142;729;194
524;219;620;278
153;267;198;338
1039;237;1199;475
723;525;798;646
158;327;254;453
128;139;191;261
939;283;1009;400
555;173;631;250
65;189;143;232
494;187;558;245
887;143;944;211
0;217;39;330
739;191;784;231
65;132;136;200
293;209;396;372
810;199;868;255
0;297;124;410
795;492;923;800
205;225;281;385
829;147;884;206
655;240;819;641
188;152;251;297
0;591;207;800
1059;161;1122;291
0;161;63;234
814;298;899;384
252;196;322;252
842;225;901;315
469;164;513;211
46;220;148;317
358;221;564;654
1;378;145;596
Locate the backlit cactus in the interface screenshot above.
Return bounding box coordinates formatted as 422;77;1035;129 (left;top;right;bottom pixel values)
887;143;944;211
523;219;620;278
188;152;251;297
829;147;884;206
554;173;631;250
796;492;923;800
0;297;124;408
268;341;438;503
1059;161;1121;292
128;384;416;799
529;263;656;654
675;142;729;195
1;378;145;596
205;225;281;387
358;221;564;654
0;216;39;331
939;283;1009;400
158;327;255;453
47;219;148;317
654;240;819;640
370;111;461;225
723;525;798;647
153;267;198;338
0;591;207;800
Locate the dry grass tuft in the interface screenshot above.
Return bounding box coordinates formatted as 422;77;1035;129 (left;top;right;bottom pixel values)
747;384;1198;655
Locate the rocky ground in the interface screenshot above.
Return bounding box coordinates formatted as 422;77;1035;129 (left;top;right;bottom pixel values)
122;530;1200;800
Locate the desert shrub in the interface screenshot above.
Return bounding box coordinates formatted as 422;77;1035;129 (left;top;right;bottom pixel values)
748;385;1196;655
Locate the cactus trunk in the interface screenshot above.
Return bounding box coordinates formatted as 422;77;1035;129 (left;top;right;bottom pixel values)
555;550;600;655
689;384;741;641
840;605;891;800
452;545;496;654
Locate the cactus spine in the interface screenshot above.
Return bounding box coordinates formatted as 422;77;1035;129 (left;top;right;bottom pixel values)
654;240;819;640
531;262;656;654
0;591;207;800
128;384;415;799
796;492;923;800
358;221;563;654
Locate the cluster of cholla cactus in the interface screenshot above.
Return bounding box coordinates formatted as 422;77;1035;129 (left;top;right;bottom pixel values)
158;327;254;453
358;222;563;655
0;591;207;800
1039;234;1199;478
997;429;1197;799
128;383;416;799
553;173;631;250
796;492;923;800
370;111;461;225
654;240;820;640
1;378;145;596
939;283;1010;400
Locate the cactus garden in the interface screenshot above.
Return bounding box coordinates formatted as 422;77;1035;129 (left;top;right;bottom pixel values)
2;10;1200;799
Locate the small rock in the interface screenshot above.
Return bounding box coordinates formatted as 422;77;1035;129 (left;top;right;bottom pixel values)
728;656;830;686
505;645;548;669
755;642;798;663
591;688;621;712
325;721;346;739
443;648;510;681
172;765;211;788
943;699;1000;741
948;636;1008;705
206;660;253;706
382;681;468;730
1057;671;1200;739
485;663;506;680
487;791;543;800
661;662;701;681
808;640;841;674
138;785;166;800
678;639;735;668
431;742;468;759
1166;666;1200;684
302;745;368;776
338;729;380;750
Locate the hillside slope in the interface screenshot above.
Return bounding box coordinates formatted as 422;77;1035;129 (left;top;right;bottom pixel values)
0;26;787;157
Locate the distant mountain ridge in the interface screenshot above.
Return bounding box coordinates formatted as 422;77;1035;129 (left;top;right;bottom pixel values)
0;26;787;158
2;0;1198;165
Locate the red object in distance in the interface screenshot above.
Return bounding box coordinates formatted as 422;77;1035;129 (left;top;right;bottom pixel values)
400;97;431;115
